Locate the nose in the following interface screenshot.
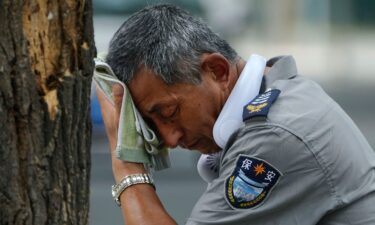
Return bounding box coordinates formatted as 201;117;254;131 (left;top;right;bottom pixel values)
156;121;183;148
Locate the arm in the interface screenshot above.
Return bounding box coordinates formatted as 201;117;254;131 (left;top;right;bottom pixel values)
96;84;177;225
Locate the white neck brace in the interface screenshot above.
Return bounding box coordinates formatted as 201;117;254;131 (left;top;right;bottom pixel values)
197;54;266;183
213;54;266;148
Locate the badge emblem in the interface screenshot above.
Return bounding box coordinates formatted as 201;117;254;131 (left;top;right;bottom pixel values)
225;155;281;209
246;103;268;113
242;89;281;122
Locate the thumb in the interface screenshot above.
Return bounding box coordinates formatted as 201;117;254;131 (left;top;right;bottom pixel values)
112;83;124;125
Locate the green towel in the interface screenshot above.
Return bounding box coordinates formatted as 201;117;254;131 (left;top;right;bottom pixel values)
93;53;170;171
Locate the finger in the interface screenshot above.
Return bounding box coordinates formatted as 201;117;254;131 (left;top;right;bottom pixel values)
96;86;112;107
96;86;115;122
112;83;124;126
95;85;117;151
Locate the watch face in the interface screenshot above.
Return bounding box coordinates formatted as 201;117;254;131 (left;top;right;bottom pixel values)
112;185;116;197
115;198;121;206
112;185;121;206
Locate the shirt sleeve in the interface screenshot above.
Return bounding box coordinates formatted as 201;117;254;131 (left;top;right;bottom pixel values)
186;124;337;225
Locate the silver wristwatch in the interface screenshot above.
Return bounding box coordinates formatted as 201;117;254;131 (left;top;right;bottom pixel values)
111;173;154;206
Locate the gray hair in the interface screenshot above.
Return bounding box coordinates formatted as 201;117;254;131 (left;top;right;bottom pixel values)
106;4;238;85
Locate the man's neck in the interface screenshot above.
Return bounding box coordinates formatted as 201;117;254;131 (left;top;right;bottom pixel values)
231;58;271;93
213;54;267;148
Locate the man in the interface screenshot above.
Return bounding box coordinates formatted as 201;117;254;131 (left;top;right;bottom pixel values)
97;4;375;225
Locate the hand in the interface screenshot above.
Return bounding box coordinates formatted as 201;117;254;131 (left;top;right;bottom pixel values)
96;84;145;183
96;84;123;152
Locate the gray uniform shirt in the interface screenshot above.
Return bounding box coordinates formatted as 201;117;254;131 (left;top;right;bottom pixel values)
187;56;375;225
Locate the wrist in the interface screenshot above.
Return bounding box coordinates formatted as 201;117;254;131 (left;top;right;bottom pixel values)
112;173;154;206
112;158;146;183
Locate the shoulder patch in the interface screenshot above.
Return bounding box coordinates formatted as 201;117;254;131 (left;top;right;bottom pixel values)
225;155;281;209
242;89;281;122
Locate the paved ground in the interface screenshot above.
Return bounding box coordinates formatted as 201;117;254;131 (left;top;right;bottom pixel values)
89;84;375;225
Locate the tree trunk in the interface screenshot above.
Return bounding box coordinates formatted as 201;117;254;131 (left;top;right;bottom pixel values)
0;0;95;224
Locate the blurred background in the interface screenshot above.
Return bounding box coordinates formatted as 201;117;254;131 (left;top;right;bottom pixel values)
90;0;375;224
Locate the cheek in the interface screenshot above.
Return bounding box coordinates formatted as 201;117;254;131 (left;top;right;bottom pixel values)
177;84;220;138
179;101;216;136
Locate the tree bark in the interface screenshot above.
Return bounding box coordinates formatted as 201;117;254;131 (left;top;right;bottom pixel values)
0;0;95;224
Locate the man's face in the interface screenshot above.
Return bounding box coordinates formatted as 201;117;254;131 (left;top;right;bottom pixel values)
128;67;224;154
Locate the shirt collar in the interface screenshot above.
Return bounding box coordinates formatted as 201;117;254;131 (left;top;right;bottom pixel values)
213;54;266;148
264;55;298;88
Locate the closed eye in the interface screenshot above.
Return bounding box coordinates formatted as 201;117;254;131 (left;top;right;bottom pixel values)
158;104;178;120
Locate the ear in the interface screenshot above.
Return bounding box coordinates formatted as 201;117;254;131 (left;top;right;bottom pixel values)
200;53;231;89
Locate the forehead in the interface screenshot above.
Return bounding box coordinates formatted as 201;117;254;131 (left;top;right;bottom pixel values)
127;68;178;113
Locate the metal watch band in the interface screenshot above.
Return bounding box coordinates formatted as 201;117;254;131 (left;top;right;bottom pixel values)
111;173;154;206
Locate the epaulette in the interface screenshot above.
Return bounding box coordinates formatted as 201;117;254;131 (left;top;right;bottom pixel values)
242;89;281;122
